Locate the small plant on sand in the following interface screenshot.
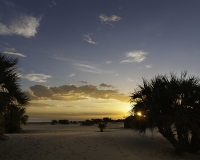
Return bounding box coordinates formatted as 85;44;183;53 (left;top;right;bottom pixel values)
98;123;106;132
51;120;57;125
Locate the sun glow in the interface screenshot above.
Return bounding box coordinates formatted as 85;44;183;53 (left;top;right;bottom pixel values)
136;111;142;116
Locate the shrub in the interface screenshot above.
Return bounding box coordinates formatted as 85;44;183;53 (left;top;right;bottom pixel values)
98;123;106;132
58;119;69;124
51;120;57;125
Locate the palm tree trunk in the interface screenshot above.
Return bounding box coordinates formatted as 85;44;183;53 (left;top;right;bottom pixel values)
190;125;200;152
176;125;190;151
158;126;181;151
0;114;5;140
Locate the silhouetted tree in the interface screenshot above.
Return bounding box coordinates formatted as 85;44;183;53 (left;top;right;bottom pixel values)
130;72;200;152
0;53;29;136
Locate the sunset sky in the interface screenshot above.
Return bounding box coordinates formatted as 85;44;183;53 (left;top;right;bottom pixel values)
1;0;200;121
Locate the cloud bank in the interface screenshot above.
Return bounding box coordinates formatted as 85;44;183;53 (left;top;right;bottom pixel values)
29;84;129;102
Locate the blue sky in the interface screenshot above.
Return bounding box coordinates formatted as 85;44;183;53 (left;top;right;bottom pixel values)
1;0;200;120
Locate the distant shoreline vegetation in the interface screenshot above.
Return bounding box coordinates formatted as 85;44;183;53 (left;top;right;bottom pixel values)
50;117;124;125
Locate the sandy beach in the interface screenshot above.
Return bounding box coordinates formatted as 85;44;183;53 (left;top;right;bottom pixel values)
0;122;199;160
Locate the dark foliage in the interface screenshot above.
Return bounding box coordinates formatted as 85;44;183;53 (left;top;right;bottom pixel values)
58;119;69;124
124;116;135;128
80;120;94;126
0;53;29;135
130;71;200;152
51;120;57;125
98;123;107;132
70;121;78;124
103;117;112;123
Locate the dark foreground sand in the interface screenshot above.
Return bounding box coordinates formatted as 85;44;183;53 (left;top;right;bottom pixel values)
0;123;199;160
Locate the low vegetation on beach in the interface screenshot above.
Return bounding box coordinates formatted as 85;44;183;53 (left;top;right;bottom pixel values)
51;117;124;126
98;123;107;132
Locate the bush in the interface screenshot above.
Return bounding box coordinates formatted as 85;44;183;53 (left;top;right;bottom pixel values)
98;123;106;132
58;119;69;124
124;116;134;128
51;120;57;125
80;120;94;126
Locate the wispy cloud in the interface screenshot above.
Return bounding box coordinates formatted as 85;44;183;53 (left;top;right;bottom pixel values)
2;0;14;6
68;73;75;77
120;51;148;63
106;61;112;64
145;65;152;68
127;78;134;82
79;81;88;84
99;14;121;24
21;74;52;82
63;105;104;109
53;57;112;74
83;33;97;44
29;102;59;108
99;83;115;88
74;63;102;73
48;1;57;8
3;48;26;57
138;65;152;69
0;9;41;38
51;56;76;62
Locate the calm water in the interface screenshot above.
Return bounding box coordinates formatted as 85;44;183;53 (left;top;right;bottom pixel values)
27;118;51;123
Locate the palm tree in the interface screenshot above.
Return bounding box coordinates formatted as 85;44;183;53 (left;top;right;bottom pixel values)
130;71;200;152
0;53;29;136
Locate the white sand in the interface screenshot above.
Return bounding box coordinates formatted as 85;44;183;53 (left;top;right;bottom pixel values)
0;122;199;160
